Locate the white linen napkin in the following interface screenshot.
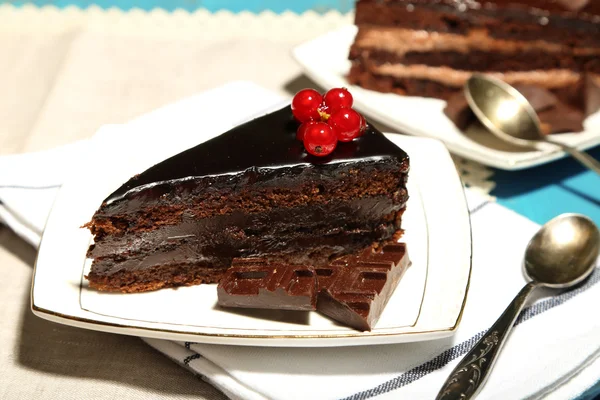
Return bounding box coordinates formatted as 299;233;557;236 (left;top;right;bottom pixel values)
1;82;599;400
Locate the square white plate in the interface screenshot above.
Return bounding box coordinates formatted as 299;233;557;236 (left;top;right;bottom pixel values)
292;25;600;170
31;82;472;347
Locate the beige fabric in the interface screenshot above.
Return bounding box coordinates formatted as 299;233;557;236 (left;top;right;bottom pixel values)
0;5;355;155
0;6;492;399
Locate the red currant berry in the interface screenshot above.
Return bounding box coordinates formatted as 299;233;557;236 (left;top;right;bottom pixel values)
303;122;338;157
323;87;353;112
297;121;319;141
328;108;362;142
291;89;323;122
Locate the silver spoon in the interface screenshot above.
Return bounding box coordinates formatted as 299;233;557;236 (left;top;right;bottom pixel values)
465;74;600;175
436;213;600;400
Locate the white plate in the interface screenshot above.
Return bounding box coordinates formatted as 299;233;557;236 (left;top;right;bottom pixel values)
292;25;600;170
31;84;471;347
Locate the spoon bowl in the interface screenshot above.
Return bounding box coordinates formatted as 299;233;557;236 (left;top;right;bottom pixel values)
464;74;600;175
525;214;600;288
465;74;542;146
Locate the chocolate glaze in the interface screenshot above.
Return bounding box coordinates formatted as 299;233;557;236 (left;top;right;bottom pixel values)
100;106;409;212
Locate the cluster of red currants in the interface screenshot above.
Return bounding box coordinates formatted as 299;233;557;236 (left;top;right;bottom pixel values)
291;87;367;156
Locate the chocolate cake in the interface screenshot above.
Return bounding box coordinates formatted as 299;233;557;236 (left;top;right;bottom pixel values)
348;0;600;118
84;105;409;293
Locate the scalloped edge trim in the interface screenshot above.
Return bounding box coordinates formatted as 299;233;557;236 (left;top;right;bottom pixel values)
0;4;353;19
0;4;354;36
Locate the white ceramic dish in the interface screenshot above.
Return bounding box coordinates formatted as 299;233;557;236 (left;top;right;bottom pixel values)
31;83;471;347
292;25;600;170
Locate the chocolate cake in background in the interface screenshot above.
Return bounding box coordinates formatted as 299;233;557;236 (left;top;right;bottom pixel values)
348;0;600;132
84;106;409;293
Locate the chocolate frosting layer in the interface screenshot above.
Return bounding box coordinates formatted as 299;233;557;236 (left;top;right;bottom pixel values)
89;195;406;259
355;0;600;48
351;47;600;74
101;106;409;212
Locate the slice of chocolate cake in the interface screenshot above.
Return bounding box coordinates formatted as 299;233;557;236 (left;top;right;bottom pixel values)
348;0;600;115
84;104;409;293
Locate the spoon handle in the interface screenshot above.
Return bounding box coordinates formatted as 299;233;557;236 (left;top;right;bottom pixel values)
545;139;600;175
436;281;538;400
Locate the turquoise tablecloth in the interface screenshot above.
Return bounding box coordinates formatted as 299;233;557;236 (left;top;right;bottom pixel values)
494;146;600;226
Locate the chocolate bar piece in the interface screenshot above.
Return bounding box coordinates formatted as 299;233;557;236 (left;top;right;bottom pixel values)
538;103;585;136
512;84;558;113
316;243;410;331
217;259;317;311
217;243;410;331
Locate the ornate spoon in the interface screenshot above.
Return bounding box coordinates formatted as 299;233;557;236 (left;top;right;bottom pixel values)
436;213;599;400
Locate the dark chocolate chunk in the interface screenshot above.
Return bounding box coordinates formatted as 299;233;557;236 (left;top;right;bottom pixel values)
538;103;586;134
316;243;410;331
443;92;475;131
512;84;558;113
585;74;600;117
217;259;317;311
